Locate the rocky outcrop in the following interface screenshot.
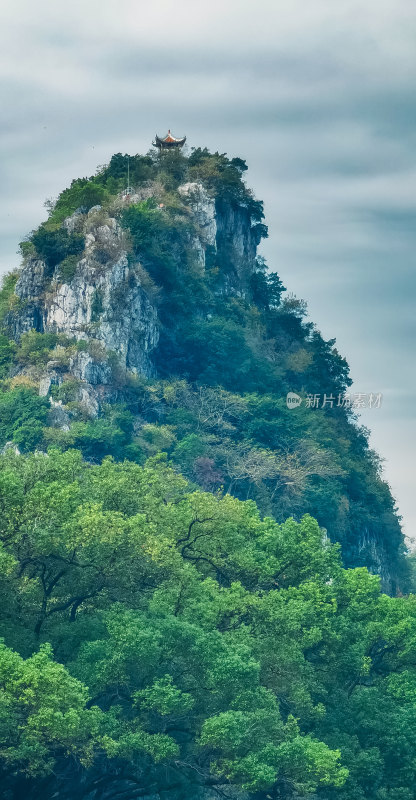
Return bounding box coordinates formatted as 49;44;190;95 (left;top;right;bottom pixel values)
9;183;262;420
11;183;261;387
178;182;217;247
3;168;403;595
45;252;158;380
13;212;159;387
10;259;47;338
215;197;262;295
178;182;261;294
178;182;216;271
354;528;397;595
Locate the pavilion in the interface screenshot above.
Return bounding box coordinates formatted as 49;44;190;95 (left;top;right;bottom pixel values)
153;130;186;150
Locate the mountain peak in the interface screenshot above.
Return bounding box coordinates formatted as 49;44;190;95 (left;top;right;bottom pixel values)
0;146;407;593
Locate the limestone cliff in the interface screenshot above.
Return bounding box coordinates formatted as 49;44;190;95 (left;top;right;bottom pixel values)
10;182;260;409
1;150;405;593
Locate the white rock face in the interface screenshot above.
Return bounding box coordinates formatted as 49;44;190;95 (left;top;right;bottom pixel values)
39;375;53;397
46;266;97;334
12;259;47;337
178;180;261;295
44;250;158;381
178;182;217;247
49;400;70;431
215;199;262;295
78;384;100;417
15;215;159;385
1;441;20;455
11;180;262;413
63;208;84;234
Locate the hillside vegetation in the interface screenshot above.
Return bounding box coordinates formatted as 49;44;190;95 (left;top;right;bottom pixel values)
0;147;414;800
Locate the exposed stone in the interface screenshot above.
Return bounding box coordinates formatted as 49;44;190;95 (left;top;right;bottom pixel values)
68;351;112;385
357;528;394;594
46;359;64;370
215;198;259;295
1;441;20;455
78;385;100;418
11;182;260;415
178;181;259;296
178;182;217;247
63;209;84;234
10;259;47;336
39;368;63;397
15;258;46;300
48;400;70;431
39;375;52;397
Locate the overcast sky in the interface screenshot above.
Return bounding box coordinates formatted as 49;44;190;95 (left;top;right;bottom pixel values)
0;0;415;538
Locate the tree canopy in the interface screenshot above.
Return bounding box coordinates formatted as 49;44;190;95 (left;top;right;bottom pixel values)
0;450;415;799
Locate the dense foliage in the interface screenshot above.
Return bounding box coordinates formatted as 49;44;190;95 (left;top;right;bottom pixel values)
0;450;415;800
0;146;412;798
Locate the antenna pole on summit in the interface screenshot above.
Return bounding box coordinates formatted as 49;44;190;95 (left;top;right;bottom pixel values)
122;155;133;200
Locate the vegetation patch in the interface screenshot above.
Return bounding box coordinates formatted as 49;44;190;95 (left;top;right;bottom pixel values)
0;271;20;325
57;253;80;283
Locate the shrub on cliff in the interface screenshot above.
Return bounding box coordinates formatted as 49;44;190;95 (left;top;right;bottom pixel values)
31;224;84;276
47;177;112;224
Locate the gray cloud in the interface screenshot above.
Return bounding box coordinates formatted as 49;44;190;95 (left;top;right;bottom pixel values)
0;0;415;536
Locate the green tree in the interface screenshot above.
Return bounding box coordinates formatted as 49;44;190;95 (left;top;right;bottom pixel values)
0;450;415;799
0;387;49;451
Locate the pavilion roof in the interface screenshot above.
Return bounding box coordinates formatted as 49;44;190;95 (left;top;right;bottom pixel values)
153;130;186;147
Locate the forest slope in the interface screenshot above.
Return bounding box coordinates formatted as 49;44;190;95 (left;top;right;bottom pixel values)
0;147;406;590
0;146;415;800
